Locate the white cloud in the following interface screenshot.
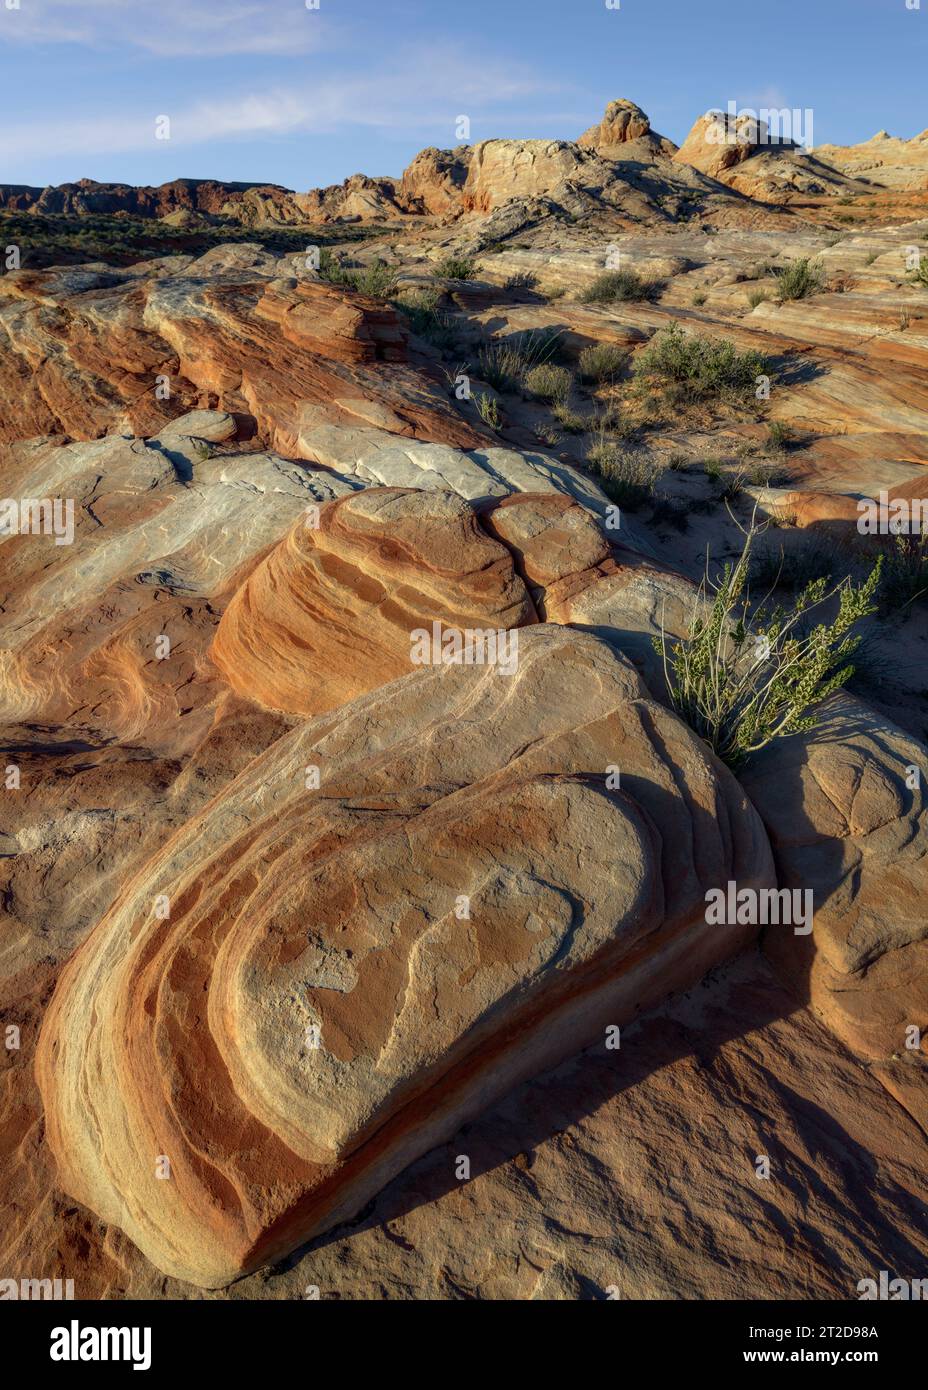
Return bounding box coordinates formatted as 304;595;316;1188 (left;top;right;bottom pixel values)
1;52;560;175
0;0;326;57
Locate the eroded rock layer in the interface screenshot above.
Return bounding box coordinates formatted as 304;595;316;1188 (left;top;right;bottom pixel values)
36;627;773;1287
211;488;536;716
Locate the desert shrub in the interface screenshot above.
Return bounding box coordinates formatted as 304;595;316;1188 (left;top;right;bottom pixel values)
435;255;478;280
353;260;401;297
749;536;850;594
649;495;690;531
578;342;628;384
474;393;502;431
656;522;882;768
534;422;563;447
766;421;793;453
512;327;568;365
552;402;587;433
319;252;398;298
395;286;441;327
578;268;657;304
477;340;526;392
503;270;537;290
633;322;769;401
746;288;769;309
776;257;825;301
908;258;928;287
586;444;657;510
591;399;636;439
476;328;566;393
879;532;928;612
692;290;707;307
524;362;572;403
395;288;461;352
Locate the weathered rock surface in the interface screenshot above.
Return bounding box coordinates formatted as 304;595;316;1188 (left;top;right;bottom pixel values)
212;488;536;716
741;695;928;1132
36;626;773;1287
0;253;479;452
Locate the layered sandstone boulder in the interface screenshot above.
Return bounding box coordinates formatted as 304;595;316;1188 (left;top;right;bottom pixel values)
741;694;928;1130
211;488;536;716
36;626;774;1287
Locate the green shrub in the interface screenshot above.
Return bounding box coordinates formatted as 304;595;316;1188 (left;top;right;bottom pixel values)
692;290;707;307
578;342;628;384
767;421;793;453
503;270;537;290
552;402;587;433
587;444;657;510
477;340;525;392
655;522;882;768
776;257;825;301
435;255;479;280
395;288;460;352
633;322;769;401
534;422;563;447
319;252;398;298
524;363;572;403
579;268;657;304
749;537;845;595
746;288;769;309
474;392;502;431
512;327;568;365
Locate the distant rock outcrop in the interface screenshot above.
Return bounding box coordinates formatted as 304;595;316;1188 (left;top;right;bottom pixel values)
577;98;677;157
673;109;872;199
815;128;928;189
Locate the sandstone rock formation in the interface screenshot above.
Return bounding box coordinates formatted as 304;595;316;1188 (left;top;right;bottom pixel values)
36;626;773;1287
815;129;928;189
577;98;677;157
673;109;869;199
211;488;536;716
0;251;478;452
0;176;305;224
741;694;928;1132
3;90;928;1306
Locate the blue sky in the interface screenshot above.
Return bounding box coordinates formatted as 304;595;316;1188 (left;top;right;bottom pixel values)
0;0;925;191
